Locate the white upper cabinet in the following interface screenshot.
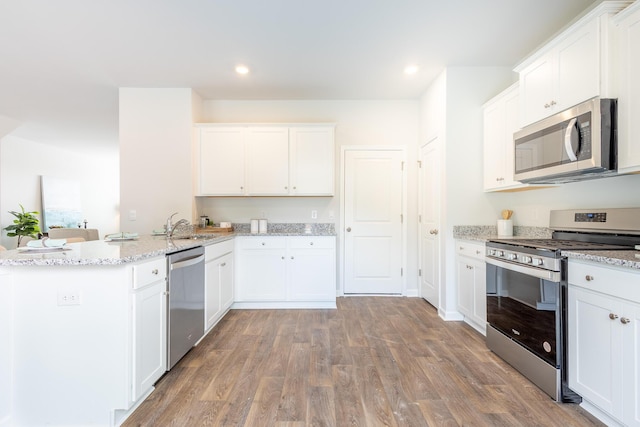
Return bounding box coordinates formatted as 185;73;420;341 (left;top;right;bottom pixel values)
515;2;626;127
289;126;335;196
246;127;290;196
483;83;527;191
197;126;246;195
614;1;640;173
195;124;335;196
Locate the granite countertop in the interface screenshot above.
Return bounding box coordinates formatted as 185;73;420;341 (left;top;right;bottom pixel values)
0;223;336;267
0;234;231;266
563;250;640;271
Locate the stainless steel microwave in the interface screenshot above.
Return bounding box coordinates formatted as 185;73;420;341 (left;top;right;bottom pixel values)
514;97;617;184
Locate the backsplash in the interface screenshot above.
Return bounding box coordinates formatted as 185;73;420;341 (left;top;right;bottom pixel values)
231;222;335;235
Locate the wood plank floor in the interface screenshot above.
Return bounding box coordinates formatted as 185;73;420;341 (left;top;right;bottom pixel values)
123;297;604;427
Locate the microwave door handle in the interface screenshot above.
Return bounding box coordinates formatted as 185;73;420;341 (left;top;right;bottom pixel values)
564;118;578;161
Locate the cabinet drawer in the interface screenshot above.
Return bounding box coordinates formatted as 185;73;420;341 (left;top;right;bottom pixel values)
288;236;335;249
236;236;286;250
132;257;167;290
569;261;640;304
456;240;485;260
205;239;234;261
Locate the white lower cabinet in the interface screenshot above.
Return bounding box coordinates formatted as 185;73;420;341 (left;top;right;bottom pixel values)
205;240;234;331
455;240;486;334
130;257;168;403
568;260;640;427
235;236;336;308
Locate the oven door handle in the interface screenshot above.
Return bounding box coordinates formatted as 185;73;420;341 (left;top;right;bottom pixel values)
486;257;561;282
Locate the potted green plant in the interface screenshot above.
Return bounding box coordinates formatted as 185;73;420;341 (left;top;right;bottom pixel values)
4;204;41;247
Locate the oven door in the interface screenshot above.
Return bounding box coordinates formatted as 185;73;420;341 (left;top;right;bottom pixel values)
486;259;562;367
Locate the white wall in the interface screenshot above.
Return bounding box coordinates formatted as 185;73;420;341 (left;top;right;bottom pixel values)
119;88;200;234
0;135;119;249
198;99;421;293
419;67;515;317
485;174;640;226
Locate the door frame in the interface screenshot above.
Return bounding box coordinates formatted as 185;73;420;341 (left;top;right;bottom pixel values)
338;145;407;296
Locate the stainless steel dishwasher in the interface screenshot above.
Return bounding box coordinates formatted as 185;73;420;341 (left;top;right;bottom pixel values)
166;246;205;370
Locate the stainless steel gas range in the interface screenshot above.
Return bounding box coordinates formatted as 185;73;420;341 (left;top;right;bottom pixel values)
485;208;640;402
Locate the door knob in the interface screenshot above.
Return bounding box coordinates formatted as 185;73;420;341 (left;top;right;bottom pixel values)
346;227;352;232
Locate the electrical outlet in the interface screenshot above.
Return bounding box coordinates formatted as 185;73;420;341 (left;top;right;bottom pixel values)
129;209;137;221
57;291;81;306
329;210;335;219
311;210;318;219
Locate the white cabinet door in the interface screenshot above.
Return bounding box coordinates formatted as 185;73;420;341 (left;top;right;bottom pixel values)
205;257;222;331
289;126;335;196
568;286;622;417
483;83;523;191
219;252;234;311
473;261;487;327
287;237;336;301
132;279;167;402
519;54;556;125
456;258;474;319
246;127;289;195
198;126;246;195
623;301;640;426
556;19;599;112
235;238;287;301
615;3;640;173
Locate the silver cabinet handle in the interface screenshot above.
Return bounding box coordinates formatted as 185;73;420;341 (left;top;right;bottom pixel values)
261;242;266;246
429;229;439;235
220;262;226;267
310;242;314;245
281;256;285;260
291;256;294;260
586;275;594;281
346;227;352;232
621;318;631;325
609;313;619;320
152;269;159;275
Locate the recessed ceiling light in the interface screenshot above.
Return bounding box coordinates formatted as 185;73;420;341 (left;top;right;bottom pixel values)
404;65;419;75
235;65;250;75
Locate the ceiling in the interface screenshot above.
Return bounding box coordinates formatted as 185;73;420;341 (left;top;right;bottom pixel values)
0;0;598;154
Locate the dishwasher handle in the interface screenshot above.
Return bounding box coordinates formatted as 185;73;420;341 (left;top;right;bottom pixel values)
170;254;205;271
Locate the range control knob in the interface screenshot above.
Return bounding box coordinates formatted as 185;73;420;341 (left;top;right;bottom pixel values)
487;249;496;256
521;256;532;263
533;258;544;266
508;253;518;261
496;251;504;257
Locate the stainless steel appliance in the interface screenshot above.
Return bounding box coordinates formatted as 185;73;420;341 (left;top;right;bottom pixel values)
167;246;205;370
514;97;617;184
485;208;640;402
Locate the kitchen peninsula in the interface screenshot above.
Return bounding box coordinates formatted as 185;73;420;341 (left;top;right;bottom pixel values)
0;224;336;427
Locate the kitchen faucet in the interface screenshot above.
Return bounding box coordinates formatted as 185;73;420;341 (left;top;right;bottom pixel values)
166;212;190;238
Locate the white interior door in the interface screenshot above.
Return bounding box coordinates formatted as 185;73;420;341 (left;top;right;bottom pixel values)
343;149;403;294
419;138;440;308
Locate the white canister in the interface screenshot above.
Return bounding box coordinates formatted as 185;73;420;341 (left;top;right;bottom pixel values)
497;219;513;237
250;219;259;234
259;219;268;234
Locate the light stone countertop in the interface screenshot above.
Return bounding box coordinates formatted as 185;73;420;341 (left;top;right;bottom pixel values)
0;223;336;267
453;225;553;242
563;250;640;271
